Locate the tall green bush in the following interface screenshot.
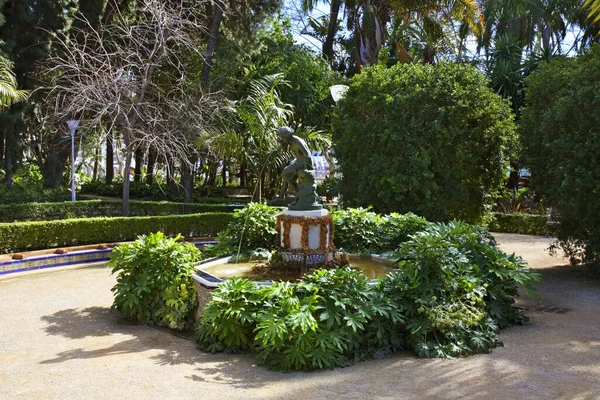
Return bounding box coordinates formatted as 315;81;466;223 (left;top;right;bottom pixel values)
520;45;600;270
110;232;202;330
332;62;518;223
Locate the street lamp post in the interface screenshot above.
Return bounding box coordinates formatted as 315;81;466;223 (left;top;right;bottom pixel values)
329;85;349;104
66;120;79;202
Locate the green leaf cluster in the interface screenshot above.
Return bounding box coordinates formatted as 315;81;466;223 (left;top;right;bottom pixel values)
110;232;203;330
332;207;429;254
382;220;541;357
520;44;600;271
197;268;403;371
204;202;279;256
332;62;518;223
197;220;541;368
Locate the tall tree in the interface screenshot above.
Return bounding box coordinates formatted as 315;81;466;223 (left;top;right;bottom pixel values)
0;0;78;185
42;0;225;215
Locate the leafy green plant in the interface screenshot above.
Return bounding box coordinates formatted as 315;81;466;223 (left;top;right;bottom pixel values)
331;207;382;253
110;232;203;330
494;187;546;214
381;221;541;357
196;278;263;353
222;202;279;254
332;208;429;254
197;268;404;371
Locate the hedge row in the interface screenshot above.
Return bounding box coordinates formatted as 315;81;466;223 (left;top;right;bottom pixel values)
488;212;552;236
0;212;234;254
0;200;245;222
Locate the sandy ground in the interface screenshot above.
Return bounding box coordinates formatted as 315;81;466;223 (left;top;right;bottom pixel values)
1;233;599;400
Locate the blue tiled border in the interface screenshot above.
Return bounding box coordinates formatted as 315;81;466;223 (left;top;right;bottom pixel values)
0;241;218;276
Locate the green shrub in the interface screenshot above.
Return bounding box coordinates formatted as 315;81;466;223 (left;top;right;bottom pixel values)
80;179;252;204
0;212;233;253
0;182;70;204
197;268;403;371
520;44;600;270
0;200;231;222
332;207;429;254
197;221;540;368
110;232;202;330
332;62;517;223
382;221;540;357
204;203;279;256
488;213;551;236
331;207;382;253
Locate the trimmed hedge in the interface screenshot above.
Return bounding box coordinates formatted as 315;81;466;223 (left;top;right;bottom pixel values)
0;200;239;222
0;212;234;254
488;212;551;236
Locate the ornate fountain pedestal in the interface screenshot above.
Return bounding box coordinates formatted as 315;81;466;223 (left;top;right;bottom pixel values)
276;209;335;265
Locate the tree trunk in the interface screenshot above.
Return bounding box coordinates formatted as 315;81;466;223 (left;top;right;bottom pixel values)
134;147;143;182
202;0;225;82
239;162;247;187
0;129;4;167
205;160;218;187
121;128;134;216
181;154;197;204
41;139;70;188
323;0;342;66
221;158;228;187
93;147;99;180
166;158;177;191
5;150;13;187
105;135;114;184
146;147;156;185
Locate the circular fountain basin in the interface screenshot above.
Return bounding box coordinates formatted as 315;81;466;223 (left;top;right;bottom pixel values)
201;255;395;282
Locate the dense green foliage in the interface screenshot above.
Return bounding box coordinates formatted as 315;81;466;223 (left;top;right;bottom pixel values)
520;45;600;269
383;221;540;357
204;203;280;256
205;204;429;257
488;213;551;236
332;207;429;254
0;212;233;253
332;62;518;223
196;268;403;370
0;182;70;204
0;200;236;222
196;221;540;370
110;232;202;330
80;179;252;203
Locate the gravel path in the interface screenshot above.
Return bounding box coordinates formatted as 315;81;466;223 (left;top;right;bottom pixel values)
1;233;599;400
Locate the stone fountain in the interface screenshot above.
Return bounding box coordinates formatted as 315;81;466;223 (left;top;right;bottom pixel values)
273;126;334;265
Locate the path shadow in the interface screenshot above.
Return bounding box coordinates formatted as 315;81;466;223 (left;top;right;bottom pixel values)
40;307;124;339
39;306;212;366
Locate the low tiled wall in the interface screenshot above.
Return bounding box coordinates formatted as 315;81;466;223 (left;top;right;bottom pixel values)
0;248;112;275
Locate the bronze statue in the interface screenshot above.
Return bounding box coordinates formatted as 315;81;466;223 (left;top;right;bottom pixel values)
276;126;322;210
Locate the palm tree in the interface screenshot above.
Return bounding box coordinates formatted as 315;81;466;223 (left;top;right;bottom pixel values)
210;73;332;201
226;74;294;202
0;62;27;109
585;0;600;22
